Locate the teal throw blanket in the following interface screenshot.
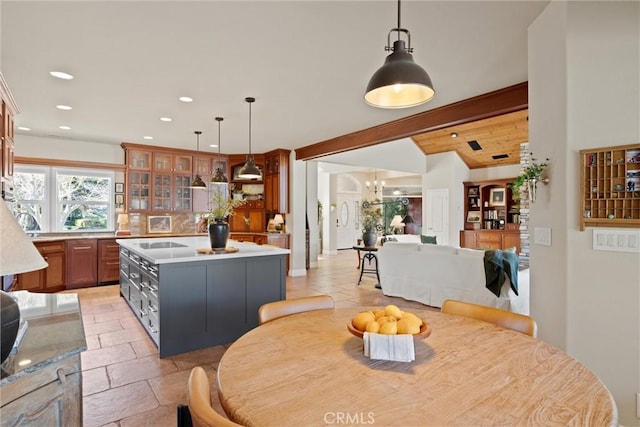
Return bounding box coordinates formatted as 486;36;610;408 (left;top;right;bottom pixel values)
483;250;519;297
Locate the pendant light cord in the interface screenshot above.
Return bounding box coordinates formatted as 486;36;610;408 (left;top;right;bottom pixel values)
248;101;252;157
397;0;401;38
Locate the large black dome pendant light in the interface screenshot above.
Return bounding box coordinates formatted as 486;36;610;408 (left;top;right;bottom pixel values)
238;97;262;179
189;131;207;189
364;0;435;109
211;117;228;184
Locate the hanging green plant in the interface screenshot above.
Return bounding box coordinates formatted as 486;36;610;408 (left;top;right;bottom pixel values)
510;155;549;201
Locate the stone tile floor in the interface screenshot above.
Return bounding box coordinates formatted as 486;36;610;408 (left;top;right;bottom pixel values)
74;249;435;426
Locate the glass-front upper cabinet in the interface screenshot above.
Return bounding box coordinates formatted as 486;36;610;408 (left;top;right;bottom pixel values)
129;150;151;170
153;152;192;174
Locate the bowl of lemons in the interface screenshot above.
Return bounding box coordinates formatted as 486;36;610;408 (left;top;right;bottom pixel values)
348;304;431;340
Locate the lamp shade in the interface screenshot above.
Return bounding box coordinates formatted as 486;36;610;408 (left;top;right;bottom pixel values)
0;201;48;276
365;40;435;109
238;158;261;180
117;213;129;226
273;214;284;225
390;215;404;228
190;131;207;189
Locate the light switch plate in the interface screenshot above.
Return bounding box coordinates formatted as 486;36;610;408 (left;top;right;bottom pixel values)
533;227;551;246
593;229;640;253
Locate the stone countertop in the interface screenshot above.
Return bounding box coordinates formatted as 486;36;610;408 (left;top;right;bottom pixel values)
117;236;290;265
29;232;206;243
0;291;87;384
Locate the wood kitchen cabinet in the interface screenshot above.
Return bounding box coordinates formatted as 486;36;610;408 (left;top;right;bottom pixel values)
66;239;98;289
1;75;17;183
98;238;120;284
15;241;66;293
122;144;194;213
230;200;265;233
264;149;290;214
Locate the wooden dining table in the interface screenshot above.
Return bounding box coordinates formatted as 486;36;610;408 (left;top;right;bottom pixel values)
216;307;617;427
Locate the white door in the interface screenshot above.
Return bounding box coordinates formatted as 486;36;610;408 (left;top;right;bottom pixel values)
336;194;360;249
426;189;449;245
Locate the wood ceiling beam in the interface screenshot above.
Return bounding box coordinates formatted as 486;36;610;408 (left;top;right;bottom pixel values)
295;82;528;161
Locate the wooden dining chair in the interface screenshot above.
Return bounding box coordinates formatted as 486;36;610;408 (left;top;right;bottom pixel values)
441;299;537;337
187;366;243;427
258;295;335;325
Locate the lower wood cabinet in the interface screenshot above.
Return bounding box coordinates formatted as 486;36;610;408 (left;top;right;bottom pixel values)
231;232;290;271
15;241;65;292
98;238;120;284
460;230;520;253
66;239;98;289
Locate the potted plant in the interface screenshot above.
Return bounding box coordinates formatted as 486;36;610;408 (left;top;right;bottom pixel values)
361;199;382;247
509;155;549;202
204;189;245;250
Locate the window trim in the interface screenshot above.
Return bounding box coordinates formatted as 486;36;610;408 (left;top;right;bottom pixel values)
14;164;115;232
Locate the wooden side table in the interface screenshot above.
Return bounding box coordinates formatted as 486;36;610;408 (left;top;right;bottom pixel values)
352;246;379;287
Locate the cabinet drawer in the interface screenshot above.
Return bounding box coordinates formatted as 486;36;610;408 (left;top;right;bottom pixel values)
36;241;65;254
99;240;120;259
476;232;502;244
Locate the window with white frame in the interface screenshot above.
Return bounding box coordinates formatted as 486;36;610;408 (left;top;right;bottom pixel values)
13;165;114;232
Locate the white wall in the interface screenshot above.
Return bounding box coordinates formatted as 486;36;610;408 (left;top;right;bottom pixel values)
15;134;124;164
530;2;640;424
424;152;469;246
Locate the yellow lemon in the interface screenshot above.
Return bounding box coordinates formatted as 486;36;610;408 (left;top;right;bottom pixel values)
376;316;397;327
379;321;398;335
401;312;422;323
352;311;375;332
365;321;380;333
373;308;386;320
397;317;421;335
385;304;403;320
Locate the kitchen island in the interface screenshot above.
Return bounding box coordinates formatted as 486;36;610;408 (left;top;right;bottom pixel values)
116;236;289;357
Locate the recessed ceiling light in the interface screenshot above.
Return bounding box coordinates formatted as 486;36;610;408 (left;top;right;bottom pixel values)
17;126;31;131
56;104;72;110
450;132;458;138
160;117;172;122
50;71;74;80
143;136;154;140
59;125;71;130
179;96;193;103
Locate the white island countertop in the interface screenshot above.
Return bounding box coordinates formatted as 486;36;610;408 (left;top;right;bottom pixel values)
116;236;290;264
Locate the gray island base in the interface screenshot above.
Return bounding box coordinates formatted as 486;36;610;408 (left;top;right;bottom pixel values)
117;236;289;357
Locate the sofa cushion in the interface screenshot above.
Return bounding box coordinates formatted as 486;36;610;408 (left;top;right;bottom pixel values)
381;242;421;251
457;248;485;257
420;234;438;244
418;244;458;255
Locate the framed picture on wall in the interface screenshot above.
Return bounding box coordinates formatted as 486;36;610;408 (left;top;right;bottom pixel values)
489;188;506;207
148;216;172;233
115;182;124;194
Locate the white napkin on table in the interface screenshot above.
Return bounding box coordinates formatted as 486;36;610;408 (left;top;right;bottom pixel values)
363;332;415;362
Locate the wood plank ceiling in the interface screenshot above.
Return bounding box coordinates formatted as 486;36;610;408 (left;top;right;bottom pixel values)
411;109;529;169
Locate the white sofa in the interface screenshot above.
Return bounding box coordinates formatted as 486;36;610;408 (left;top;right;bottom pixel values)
377;242;529;314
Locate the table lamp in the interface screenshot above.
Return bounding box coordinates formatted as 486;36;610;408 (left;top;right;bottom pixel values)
389;215;404;234
0;201;48;363
273;214;284;232
116;213;131;236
